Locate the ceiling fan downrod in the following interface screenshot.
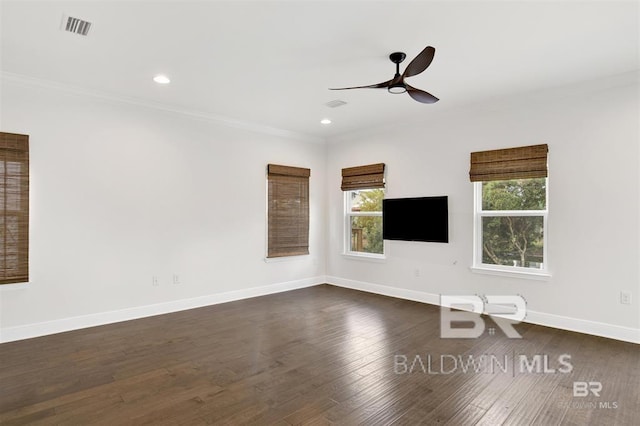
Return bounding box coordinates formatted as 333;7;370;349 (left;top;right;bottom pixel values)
388;52;407;94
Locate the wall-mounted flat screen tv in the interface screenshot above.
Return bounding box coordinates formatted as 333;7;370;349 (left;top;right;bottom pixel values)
383;196;449;243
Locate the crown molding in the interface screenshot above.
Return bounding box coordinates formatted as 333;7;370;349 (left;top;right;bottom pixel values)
1;71;325;144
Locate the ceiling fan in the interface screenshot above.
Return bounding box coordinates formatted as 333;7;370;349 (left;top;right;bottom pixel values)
330;46;439;104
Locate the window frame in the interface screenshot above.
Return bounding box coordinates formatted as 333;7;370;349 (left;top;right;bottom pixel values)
266;164;310;259
0;132;29;286
472;178;550;280
343;189;386;260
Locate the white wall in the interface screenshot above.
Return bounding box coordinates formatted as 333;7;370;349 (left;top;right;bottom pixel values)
1;72;638;343
0;78;326;339
326;73;640;339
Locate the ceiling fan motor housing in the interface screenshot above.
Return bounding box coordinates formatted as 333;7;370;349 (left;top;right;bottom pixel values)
389;52;406;64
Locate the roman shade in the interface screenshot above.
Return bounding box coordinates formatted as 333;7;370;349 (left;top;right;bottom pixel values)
0;132;29;284
341;163;385;191
267;164;310;258
469;144;548;182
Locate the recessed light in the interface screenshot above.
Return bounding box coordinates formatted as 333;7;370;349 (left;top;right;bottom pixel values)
320;118;332;125
153;75;171;84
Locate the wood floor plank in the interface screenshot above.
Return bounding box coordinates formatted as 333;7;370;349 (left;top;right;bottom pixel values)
388;323;544;424
0;284;638;425
444;403;487;425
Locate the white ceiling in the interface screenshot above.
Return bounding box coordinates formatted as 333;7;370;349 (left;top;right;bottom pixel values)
1;1;638;139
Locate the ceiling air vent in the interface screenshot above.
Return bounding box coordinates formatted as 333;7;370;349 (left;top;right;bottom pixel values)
325;100;348;108
61;15;92;36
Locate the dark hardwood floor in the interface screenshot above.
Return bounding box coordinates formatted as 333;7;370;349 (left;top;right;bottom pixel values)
0;284;638;425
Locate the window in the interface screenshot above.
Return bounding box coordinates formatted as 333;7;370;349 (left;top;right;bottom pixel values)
341;163;385;257
470;144;549;276
267;164;310;258
346;188;384;255
0;132;29;284
475;178;548;271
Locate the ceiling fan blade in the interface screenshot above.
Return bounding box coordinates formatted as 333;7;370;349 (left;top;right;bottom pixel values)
329;79;392;90
402;46;435;78
406;84;439;104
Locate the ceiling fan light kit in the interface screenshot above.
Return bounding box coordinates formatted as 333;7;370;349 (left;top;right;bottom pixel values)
387;83;407;94
330;45;439;104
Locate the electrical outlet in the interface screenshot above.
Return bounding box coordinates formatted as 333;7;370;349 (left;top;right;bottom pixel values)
620;292;631;305
414;268;421;277
152;276;159;287
173;274;180;285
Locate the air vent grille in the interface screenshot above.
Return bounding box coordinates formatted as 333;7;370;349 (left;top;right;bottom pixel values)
61;15;92;36
325;100;348;108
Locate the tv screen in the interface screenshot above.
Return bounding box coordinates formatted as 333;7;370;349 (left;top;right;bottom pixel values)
383;196;449;243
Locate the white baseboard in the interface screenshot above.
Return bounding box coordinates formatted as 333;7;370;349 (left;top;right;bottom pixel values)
523;310;640;345
326;276;640;344
327;276;441;306
4;276;638;345
0;276;325;343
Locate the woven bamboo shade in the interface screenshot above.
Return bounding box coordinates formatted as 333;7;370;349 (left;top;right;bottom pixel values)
0;132;29;284
341;163;385;191
267;164;310;258
469;144;548;182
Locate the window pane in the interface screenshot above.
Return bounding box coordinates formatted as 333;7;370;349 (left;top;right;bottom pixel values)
350;216;383;254
482;178;546;211
482;216;544;269
349;188;383;212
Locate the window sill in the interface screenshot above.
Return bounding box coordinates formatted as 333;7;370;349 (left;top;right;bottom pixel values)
0;282;30;290
264;254;310;263
470;266;551;281
342;252;386;263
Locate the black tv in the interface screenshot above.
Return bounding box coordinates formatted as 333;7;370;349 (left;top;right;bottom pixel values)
383;196;449;243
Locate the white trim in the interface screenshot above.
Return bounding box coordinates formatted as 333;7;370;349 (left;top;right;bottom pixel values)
477;211;547;217
470;266;551;281
264;255;311;263
0;282;30;290
525;309;640;345
343;189;385;258
341;252;387;263
1;72;325;144
0;276;325;343
325;276;640;344
326;276;440;305
348;211;383;217
3;277;637;345
473;180;550;276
